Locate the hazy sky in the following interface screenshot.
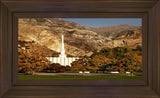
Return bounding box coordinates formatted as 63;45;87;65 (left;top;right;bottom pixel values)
61;18;142;28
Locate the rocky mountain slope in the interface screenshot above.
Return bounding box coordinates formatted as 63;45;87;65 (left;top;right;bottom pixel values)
89;24;140;39
89;24;138;34
18;18;142;57
18;41;59;57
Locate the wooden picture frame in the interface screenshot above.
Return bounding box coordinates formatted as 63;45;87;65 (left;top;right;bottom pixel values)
14;13;145;86
0;0;160;97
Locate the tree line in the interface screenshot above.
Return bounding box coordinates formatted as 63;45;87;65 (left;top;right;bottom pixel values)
18;46;142;75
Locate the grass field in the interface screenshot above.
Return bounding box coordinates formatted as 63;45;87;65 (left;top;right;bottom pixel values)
19;75;142;80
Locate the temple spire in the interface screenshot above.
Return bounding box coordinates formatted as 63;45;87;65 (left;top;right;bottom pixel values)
59;34;66;58
46;34;79;67
61;35;64;50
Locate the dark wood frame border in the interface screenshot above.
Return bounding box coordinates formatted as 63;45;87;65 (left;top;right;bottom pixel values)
0;0;160;97
13;13;146;86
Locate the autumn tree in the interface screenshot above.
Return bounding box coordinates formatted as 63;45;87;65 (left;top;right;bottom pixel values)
90;46;142;74
123;52;142;76
70;59;87;72
18;50;50;74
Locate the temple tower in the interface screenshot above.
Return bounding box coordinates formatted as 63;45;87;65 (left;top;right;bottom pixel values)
59;35;66;58
46;34;79;67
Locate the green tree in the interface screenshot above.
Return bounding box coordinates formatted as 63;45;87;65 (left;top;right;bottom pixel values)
136;45;142;51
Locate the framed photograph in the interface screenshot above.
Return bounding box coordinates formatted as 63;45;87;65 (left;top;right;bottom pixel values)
0;0;160;97
18;18;143;81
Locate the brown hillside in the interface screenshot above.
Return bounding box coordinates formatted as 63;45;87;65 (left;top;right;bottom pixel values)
89;24;139;36
18;18;142;57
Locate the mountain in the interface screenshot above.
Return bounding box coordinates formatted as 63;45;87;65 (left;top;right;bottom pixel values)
89;24;138;34
18;18;142;57
88;24;140;39
18;40;59;57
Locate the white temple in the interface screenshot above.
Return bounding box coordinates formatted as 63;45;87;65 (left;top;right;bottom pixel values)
46;35;79;67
